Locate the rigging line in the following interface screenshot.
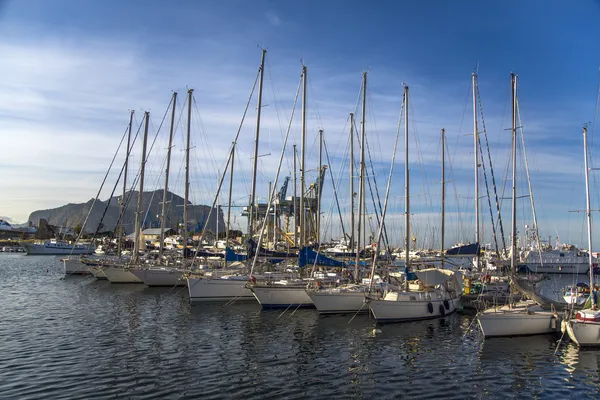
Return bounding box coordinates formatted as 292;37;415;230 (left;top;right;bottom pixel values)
69;120;131;252
445;134;465;241
477;133;500;256
186;64;263;269
249;72;302;277
517;98;544;256
266;57;292;174
361;118;390;251
477;80;506;256
323;136;347;242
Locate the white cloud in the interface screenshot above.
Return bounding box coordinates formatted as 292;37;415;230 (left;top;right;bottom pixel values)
266;12;281;27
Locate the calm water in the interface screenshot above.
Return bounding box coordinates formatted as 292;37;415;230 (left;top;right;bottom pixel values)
1;254;599;399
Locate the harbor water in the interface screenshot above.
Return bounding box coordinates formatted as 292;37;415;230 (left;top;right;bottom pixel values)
1;254;599;399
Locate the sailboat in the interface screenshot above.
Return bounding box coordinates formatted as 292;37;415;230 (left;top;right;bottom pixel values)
249;64;316;309
103;111;151;284
368;85;462;323
477;73;559;337
308;72;386;314
187;49;268;302
131;90;191;287
563;126;600;346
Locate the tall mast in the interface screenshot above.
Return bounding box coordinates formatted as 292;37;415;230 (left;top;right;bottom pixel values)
159;92;177;259
299;65;307;248
472;73;480;269
510;73;517;274
133;111;149;262
583;126;595;308
183;89;193;256
349;112;355;251
293;144;298;247
441;128;446;269
355;73;366;280
404;85;410;291
118;110;134;258
225;142;235;267
248;49;267;240
317;129;323;244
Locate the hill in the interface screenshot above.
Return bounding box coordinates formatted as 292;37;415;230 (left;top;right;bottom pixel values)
27;190;225;235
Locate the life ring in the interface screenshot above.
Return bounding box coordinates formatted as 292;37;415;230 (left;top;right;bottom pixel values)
444;299;450;310
439;304;446;317
427;302;434;314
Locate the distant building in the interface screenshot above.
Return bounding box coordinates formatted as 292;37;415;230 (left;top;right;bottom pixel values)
126;228;176;241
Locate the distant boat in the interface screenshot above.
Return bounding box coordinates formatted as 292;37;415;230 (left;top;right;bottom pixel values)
0;219;13;231
21;239;95;255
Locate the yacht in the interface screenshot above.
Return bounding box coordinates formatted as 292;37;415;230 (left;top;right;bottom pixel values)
21;239;95;255
517;245;593;274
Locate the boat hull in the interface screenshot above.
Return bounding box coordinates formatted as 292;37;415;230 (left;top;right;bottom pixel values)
307;290;367;314
250;285;314;308
88;266;108;280
187;277;254;301
477;306;558;337
103;266;143;284
131;268;186;287
22;243;95;255
565;320;600;346
369;295;459;322
62;258;92;275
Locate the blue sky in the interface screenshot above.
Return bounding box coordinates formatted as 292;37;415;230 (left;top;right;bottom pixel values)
2;0;600;249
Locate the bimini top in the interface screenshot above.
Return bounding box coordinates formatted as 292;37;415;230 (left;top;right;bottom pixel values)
415;268;455;287
445;242;480;256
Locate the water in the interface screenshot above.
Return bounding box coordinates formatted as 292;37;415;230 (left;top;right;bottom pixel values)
1;254;599;399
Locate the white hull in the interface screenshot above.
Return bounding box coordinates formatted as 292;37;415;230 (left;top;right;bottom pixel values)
62;258;92;275
88;266;107;280
477;302;558;337
187;277;254;301
22;243;94;255
103;266;143;283
521;262;589;274
563;294;587;306
565;320;600;346
369;295;459;322
250;285;314;308
131;268;186;287
307;290;368;314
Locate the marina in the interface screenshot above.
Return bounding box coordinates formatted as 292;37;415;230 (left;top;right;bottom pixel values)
1;254;600;398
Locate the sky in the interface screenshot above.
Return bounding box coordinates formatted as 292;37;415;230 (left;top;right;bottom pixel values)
2;0;600;249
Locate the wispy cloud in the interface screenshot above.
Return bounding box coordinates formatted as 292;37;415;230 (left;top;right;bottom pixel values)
266;11;281;27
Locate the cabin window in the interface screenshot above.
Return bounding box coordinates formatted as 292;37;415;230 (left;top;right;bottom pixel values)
560;253;565;257
410;296;416;301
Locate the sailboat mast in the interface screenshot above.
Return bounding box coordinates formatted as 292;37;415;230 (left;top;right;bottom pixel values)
183;89;193;256
404;85;410;291
225;142;235;268
133;111;150;262
118;110;134;258
441;128;446;269
159;92;178;258
248;49;267;241
355;73;366;280
583;126;595;308
472;73;480;268
300;65;307;248
510;73;518;274
317;129;323;244
293;144;298;248
349;112;355;251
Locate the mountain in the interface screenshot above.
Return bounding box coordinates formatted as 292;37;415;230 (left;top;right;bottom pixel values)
27;190;225;235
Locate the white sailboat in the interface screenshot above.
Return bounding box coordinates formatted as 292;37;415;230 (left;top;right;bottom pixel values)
105;111;150;284
367;85;462;323
134;90;191;287
563;126;600;346
477;73;558;338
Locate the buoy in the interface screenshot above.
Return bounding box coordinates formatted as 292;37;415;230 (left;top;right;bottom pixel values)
439;304;446;317
443;299;450;310
427;302;434;314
